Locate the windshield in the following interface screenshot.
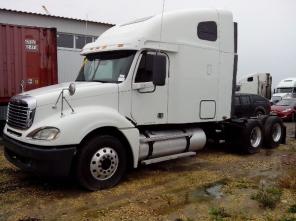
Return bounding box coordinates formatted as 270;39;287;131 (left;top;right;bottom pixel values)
76;50;136;83
276;87;294;93
276;99;296;106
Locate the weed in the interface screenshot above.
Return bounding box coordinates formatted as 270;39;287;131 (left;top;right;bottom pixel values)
288;204;296;213
175;217;194;221
209;207;230;221
279;170;296;190
251;186;282;209
18;217;41;221
279;217;296;221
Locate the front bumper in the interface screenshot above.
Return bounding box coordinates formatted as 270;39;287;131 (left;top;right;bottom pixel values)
3;134;77;177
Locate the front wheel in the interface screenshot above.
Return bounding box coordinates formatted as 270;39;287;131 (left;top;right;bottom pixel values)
255;110;264;117
76;135;127;191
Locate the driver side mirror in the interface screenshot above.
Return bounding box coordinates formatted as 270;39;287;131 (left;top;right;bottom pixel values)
152;54;166;86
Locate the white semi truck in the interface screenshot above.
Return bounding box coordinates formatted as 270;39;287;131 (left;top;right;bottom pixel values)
2;9;285;190
271;78;296;104
237;73;272;99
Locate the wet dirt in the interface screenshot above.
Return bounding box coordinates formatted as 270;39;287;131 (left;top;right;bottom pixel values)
0;123;296;220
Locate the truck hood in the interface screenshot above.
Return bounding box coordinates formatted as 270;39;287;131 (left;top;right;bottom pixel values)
21;82;119;107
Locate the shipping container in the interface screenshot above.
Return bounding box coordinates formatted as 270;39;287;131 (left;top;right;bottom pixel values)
0;23;57;121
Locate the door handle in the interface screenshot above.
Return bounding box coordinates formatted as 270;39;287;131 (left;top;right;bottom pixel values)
20;80;25;93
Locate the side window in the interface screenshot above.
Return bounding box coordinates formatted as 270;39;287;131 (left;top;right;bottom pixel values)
57;33;74;48
197;21;217;41
241;96;251;105
247;77;253;82
75;35;93;49
135;52;167;83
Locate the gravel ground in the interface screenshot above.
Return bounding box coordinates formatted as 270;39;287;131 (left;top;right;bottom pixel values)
0;123;296;221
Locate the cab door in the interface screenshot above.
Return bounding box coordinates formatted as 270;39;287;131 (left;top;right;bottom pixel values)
131;51;168;125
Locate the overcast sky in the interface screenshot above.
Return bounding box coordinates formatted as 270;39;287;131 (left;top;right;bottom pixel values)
1;0;296;86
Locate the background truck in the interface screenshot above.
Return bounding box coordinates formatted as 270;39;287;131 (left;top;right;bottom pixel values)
271;78;296;104
2;9;286;191
0;23;58;133
236;73;272;99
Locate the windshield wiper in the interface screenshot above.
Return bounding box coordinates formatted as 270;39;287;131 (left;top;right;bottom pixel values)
93;80;109;83
92;80;121;83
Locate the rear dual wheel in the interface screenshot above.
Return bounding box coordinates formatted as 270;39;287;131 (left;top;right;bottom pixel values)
239;120;263;154
238;116;284;153
263;116;284;149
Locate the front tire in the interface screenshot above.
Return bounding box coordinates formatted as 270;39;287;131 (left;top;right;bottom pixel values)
76;135;127;191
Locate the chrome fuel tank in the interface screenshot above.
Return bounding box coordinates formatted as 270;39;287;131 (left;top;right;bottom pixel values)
139;128;206;160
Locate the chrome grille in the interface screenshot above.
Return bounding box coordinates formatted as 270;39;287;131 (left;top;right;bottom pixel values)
7;95;36;130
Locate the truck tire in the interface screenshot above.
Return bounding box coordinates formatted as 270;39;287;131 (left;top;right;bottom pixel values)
76;135;127;191
263;116;284;149
240;120;263;154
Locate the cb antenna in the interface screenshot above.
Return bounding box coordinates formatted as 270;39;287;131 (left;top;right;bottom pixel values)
85;13;88;45
159;0;166;52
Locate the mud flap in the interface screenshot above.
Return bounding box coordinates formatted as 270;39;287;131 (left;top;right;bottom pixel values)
281;124;286;144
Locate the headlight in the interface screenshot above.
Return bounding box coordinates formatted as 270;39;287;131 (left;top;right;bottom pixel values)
282;108;292;113
27;127;60;140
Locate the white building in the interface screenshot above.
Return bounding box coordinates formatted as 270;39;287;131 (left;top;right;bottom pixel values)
0;8;113;83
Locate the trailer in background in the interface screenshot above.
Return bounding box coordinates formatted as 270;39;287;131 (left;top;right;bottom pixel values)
236;73;272;99
0;23;58;123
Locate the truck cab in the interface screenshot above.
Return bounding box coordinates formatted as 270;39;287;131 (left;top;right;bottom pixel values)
2;9;285;190
272;78;296;103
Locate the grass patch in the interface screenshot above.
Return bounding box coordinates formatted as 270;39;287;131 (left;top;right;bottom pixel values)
209;207;230;221
235;179;256;189
251;186;282;209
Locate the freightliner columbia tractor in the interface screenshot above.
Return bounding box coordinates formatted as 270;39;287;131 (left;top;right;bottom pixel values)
2;9;285;190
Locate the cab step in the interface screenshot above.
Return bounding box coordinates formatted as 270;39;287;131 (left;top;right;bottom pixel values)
141;152;196;165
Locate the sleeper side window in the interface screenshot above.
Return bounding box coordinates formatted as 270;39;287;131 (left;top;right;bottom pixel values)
135;52;167;83
197;21;217;41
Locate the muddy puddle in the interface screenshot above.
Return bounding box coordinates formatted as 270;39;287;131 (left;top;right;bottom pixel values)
186;180;227;202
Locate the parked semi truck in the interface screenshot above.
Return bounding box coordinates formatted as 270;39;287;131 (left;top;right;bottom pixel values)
2;9;286;190
271;78;296;104
0;23;58;133
236;73;272;99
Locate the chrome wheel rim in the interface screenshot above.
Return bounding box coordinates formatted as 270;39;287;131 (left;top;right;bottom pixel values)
250;126;262;148
90;147;119;181
272;123;282;143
